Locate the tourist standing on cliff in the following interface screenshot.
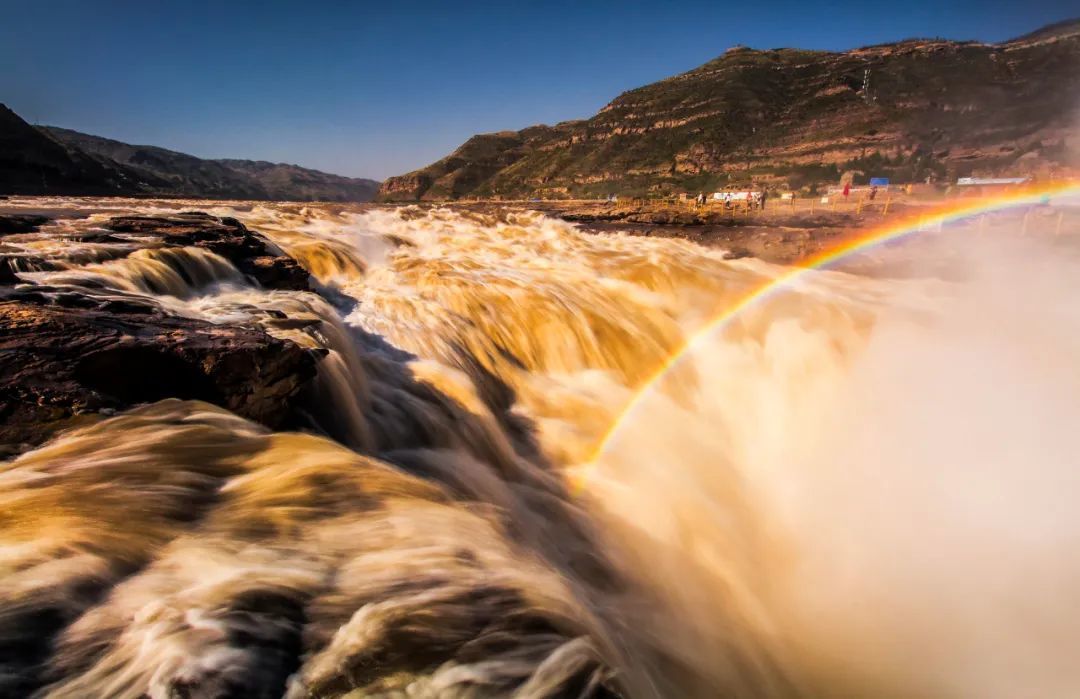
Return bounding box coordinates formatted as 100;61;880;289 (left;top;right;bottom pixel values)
760;188;768;210
842;182;851;200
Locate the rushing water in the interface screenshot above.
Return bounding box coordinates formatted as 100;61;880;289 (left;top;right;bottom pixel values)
1;197;1079;698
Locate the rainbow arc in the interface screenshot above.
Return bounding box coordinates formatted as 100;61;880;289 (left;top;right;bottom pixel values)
575;182;1080;490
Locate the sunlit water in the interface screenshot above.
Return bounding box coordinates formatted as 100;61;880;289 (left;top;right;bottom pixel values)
1;197;1078;698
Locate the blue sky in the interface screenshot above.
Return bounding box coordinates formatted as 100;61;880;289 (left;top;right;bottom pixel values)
1;0;1076;179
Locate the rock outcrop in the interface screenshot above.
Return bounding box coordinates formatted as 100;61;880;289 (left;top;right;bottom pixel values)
0;211;333;452
104;212;311;290
0;214;49;234
378;129;563;201
380;20;1080;199
0;262;16;285
0;286;320;452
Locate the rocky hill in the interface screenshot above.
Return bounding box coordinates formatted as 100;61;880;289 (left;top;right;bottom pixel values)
380;20;1080;200
0;106;379;201
0;105;132;195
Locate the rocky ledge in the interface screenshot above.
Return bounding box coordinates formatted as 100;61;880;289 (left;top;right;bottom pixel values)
0;211;329;453
104;211;311;290
0;214;50;234
0;286;321;453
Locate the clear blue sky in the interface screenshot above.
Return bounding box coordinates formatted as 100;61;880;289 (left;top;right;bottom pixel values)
1;0;1075;180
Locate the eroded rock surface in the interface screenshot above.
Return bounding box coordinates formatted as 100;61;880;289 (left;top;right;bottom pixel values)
0;214;50;234
0;286;320;452
105;212;311;290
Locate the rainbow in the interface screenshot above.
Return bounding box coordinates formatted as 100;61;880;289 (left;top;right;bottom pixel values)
574;182;1079;490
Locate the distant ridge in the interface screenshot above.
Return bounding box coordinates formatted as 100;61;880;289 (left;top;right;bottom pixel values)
379;19;1080;201
0;105;379;201
1005;17;1080;44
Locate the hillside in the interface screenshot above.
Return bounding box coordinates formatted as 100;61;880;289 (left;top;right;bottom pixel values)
0;105;131;195
215;159;379;202
0;107;379;201
40;126;380;202
380;21;1080;200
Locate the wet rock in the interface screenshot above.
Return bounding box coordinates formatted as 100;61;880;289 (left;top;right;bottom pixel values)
0;260;17;285
58;230;130;244
0;287;320;452
0;214;50;234
105;212;311;290
236;254;309;292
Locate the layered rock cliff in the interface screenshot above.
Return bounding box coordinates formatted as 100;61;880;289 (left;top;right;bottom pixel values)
380;20;1080;200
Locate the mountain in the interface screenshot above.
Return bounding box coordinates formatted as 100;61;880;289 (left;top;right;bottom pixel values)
0;104;131;195
41;127;380;202
215;159;379;202
379;21;1080;200
0;106;379;201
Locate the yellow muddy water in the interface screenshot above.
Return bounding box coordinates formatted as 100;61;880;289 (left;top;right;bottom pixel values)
1;197;1079;698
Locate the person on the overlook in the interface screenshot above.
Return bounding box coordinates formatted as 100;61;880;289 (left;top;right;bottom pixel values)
760;188;768;210
869;185;879;201
842;182;851;200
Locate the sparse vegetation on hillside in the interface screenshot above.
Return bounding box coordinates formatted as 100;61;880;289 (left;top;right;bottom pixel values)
380;23;1080;201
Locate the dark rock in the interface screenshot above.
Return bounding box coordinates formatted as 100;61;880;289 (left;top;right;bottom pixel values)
237;255;309;291
0;287;320;451
0;214;50;234
2;256;64;273
0;260;17;285
105;213;311;291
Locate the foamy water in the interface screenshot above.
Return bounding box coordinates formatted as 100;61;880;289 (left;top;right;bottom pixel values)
0;197;1077;698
